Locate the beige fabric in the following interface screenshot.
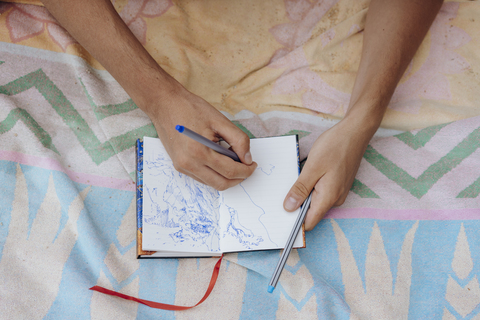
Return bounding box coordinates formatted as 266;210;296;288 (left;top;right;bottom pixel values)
0;0;479;131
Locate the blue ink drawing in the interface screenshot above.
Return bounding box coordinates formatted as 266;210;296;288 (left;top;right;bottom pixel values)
258;164;275;176
144;143;281;252
224;205;264;249
222;164;279;249
143;150;221;252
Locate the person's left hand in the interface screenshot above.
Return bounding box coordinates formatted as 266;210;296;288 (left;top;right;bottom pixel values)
283;117;375;230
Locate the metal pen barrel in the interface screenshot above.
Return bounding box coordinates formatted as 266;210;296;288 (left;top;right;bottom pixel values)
268;193;312;292
176;125;241;162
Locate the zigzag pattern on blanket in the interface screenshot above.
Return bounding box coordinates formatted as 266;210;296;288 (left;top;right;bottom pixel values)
367;128;480;199
1;0;480;318
0;65;479;320
0;69;156;165
1;67;479;201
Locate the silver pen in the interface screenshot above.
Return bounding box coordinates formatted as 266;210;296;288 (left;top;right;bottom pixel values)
268;192;312;293
175;125;241;162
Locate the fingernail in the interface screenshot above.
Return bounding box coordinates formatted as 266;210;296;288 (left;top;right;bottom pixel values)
285;196;299;211
244;151;252;164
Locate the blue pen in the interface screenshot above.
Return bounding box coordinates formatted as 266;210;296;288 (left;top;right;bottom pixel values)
175;125;241;162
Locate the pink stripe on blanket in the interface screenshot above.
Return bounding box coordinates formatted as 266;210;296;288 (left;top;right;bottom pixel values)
1;151;135;191
325;207;480;220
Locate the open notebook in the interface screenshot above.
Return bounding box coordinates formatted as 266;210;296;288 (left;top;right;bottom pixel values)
136;136;305;258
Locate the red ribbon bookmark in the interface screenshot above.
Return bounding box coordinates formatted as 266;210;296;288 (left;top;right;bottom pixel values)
90;255;223;310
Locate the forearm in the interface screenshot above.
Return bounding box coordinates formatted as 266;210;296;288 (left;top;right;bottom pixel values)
283;0;444;227
346;0;443;134
41;0;257;189
41;0;177;113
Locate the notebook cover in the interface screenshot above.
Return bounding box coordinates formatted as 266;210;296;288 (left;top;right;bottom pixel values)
136;139;156;258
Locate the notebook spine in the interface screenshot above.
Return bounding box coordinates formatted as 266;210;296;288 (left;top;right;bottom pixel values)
295;134;300;175
136;139;145;258
136;139;144;231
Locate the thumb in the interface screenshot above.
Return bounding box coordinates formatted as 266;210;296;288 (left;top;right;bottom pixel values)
216;121;253;165
283;171;317;212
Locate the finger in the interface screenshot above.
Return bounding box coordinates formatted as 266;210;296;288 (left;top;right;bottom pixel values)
304;175;341;231
213;120;253;165
194;166;246;191
206;152;257;180
283;163;324;212
174;165;207;185
175;137;256;183
178;161;246;191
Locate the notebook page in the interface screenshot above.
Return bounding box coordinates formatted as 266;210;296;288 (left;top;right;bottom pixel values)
141;137;221;253
219;135;303;252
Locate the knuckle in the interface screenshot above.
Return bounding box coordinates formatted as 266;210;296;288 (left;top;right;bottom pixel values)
223;168;235;179
217;162;235;178
232;131;249;149
211;159;235;179
239;131;250;144
292;181;311;198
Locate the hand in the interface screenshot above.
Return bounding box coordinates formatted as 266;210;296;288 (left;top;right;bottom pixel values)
283;117;374;231
38;0;256;191
144;81;257;191
281;0;443;231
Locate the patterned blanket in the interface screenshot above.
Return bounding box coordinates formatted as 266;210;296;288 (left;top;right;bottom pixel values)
1;1;479;319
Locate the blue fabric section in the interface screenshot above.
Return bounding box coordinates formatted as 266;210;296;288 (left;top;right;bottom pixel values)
239;269;279;319
408;221;480;319
2;160;480;318
21;163;51;239
46;182;134;318
137;258;178;319
302;219;348;296
0;161;179;319
237;220;352;318
236;217;480;318
237;250;280;279
376;220;418;292
300;220;351;318
0;160;17;258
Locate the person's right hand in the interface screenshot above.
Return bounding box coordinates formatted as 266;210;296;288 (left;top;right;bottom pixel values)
39;0;257;190
144;81;257;191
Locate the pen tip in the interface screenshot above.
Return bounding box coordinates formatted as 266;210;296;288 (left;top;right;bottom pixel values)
267;285;275;294
175;125;184;133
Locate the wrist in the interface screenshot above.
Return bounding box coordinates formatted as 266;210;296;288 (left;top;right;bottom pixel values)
341;102;384;144
127;66;184;117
